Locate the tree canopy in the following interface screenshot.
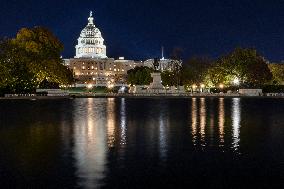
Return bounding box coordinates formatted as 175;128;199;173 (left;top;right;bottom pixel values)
181;56;213;86
268;64;284;85
206;48;272;87
127;66;154;85
0;27;74;94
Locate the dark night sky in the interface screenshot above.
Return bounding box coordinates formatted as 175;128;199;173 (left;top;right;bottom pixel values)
0;0;283;61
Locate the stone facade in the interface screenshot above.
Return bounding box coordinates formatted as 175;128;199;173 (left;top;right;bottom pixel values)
65;57;143;86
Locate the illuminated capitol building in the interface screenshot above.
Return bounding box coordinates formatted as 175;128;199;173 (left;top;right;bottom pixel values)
64;11;173;86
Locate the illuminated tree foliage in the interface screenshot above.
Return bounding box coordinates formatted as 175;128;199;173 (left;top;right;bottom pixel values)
0;39;37;93
268;64;284;85
0;27;74;94
206;48;272;87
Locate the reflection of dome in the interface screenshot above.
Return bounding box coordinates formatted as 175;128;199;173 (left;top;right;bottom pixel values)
75;11;107;58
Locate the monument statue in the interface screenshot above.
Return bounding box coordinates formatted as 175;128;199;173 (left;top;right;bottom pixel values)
148;58;164;91
153;58;160;71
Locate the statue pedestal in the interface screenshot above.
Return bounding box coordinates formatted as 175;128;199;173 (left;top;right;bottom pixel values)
148;73;164;92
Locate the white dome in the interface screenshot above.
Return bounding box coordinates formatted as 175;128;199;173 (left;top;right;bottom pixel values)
75;11;107;58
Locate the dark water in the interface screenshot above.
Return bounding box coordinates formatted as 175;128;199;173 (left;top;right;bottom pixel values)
0;98;283;188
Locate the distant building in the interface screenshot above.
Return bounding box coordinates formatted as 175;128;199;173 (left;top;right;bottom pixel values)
64;11;173;87
143;58;181;72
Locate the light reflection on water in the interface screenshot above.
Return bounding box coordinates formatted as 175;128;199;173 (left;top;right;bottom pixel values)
1;98;284;188
120;98;127;146
191;98;197;145
71;98;243;188
159;105;168;160
232;98;241;151
73;98;107;189
219;98;225;147
200;98;206;147
107;98;115;148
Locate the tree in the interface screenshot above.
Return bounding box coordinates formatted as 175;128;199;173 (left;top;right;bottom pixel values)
12;27;73;85
0;38;37;93
0;27;74;95
206;48;272;87
127;66;154;85
169;48;183;86
181;56;213;86
268;64;284;85
161;71;176;86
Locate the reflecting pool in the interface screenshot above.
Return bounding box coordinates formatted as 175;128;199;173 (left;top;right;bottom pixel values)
0;98;283;188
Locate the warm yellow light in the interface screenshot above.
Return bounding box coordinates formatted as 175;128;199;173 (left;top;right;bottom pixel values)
108;84;114;89
233;78;240;85
192;84;197;89
200;84;205;88
219;84;224;89
87;84;93;89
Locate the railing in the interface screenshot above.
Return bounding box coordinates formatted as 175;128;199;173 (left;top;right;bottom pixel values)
4;94;43;97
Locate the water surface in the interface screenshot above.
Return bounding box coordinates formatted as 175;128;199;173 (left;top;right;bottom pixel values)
0;98;283;188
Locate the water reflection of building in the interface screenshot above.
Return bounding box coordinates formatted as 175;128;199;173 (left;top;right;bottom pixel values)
199;98;206;146
232;98;241;151
209;99;215;146
120;98;127;146
73;98;107;188
218;98;225;146
191;98;198;145
107;98;116;148
159;109;168;160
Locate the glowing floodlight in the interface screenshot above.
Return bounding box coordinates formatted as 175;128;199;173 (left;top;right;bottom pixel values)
233;78;240;85
87;84;93;89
